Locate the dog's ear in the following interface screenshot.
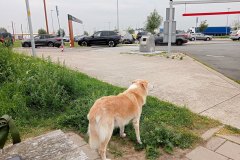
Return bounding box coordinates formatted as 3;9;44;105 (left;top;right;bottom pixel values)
140;81;148;90
132;80;138;84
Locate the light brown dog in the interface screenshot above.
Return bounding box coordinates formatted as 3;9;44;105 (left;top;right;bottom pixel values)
87;80;149;160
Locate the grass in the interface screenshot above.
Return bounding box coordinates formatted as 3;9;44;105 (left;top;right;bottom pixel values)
212;36;230;39
13;40;22;48
0;45;220;159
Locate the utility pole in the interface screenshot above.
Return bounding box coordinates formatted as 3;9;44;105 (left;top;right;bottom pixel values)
21;24;23;39
117;0;119;31
25;0;36;56
50;10;55;34
56;6;64;51
11;21;15;41
226;8;230;35
43;0;49;34
167;0;173;54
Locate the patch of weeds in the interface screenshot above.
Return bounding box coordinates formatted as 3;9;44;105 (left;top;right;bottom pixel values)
218;125;240;135
146;146;161;160
109;143;123;158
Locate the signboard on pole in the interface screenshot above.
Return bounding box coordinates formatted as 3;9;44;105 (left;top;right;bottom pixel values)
163;21;176;43
68;14;83;24
166;8;175;20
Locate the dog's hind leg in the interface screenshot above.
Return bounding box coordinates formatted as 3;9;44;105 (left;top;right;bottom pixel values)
98;119;114;160
133;118;142;144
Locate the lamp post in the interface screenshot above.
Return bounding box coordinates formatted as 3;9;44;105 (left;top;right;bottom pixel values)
226;8;230;35
117;0;119;31
25;0;36;56
50;10;55;34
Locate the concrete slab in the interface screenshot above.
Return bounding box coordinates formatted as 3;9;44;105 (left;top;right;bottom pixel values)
186;146;228;160
217;135;240;145
0;130;99;160
216;141;240;160
201;126;224;140
17;46;240;128
201;94;240;129
205;137;226;151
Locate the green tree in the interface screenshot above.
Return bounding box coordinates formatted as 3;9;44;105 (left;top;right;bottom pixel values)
127;27;135;34
84;31;89;36
145;9;163;34
199;20;208;33
38;28;47;35
0;27;7;33
57;29;65;37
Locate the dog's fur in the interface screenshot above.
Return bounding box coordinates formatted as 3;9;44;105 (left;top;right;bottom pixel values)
87;80;149;160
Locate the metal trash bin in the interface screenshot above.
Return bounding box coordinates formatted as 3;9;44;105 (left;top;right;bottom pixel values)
139;35;155;52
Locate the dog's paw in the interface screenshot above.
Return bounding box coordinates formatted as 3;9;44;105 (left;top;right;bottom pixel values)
120;133;126;138
137;140;142;144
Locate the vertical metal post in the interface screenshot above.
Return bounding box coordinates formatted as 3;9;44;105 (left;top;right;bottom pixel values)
167;0;173;54
117;0;119;31
11;21;15;42
56;6;64;51
226;8;230;35
43;0;49;34
25;0;36;56
21;24;23;39
238;15;240;30
50;10;55;34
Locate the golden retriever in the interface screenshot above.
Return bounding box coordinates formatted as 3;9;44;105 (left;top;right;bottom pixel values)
87;80;149;160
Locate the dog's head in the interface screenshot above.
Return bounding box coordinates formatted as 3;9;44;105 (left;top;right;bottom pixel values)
131;79;149;92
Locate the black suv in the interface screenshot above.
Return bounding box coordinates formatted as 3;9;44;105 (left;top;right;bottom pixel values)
78;31;121;47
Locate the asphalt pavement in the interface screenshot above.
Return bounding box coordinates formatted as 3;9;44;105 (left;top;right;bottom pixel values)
156;40;240;81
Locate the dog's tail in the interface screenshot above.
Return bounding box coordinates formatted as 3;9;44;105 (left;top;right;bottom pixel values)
88;114;114;149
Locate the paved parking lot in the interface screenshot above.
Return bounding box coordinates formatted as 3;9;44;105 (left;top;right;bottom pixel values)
156;40;240;81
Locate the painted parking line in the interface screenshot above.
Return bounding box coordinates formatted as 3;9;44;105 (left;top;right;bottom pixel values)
206;55;225;58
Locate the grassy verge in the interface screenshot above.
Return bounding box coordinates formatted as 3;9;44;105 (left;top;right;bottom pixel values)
0;46;220;159
13;40;22;48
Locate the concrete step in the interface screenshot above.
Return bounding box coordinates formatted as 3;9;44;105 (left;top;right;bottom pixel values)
0;130;100;160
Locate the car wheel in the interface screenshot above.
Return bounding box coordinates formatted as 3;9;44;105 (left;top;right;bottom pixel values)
191;37;195;41
206;37;210;41
176;40;183;46
108;40;115;47
81;41;88;47
48;42;54;47
23;42;30;47
238;38;240;41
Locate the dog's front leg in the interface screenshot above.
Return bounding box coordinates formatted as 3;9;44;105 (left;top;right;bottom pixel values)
133;118;142;144
120;125;126;137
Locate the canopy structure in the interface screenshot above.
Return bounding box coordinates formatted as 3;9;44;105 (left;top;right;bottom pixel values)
183;11;240;16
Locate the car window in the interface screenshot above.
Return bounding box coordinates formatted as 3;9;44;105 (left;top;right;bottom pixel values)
93;32;101;37
109;31;117;36
100;31;109;37
34;36;40;39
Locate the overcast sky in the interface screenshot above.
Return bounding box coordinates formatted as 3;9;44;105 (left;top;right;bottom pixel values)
1;0;240;35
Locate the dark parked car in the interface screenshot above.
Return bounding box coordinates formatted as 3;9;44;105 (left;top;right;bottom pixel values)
78;31;121;47
136;31;149;41
22;34;62;48
0;32;13;44
155;33;188;46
